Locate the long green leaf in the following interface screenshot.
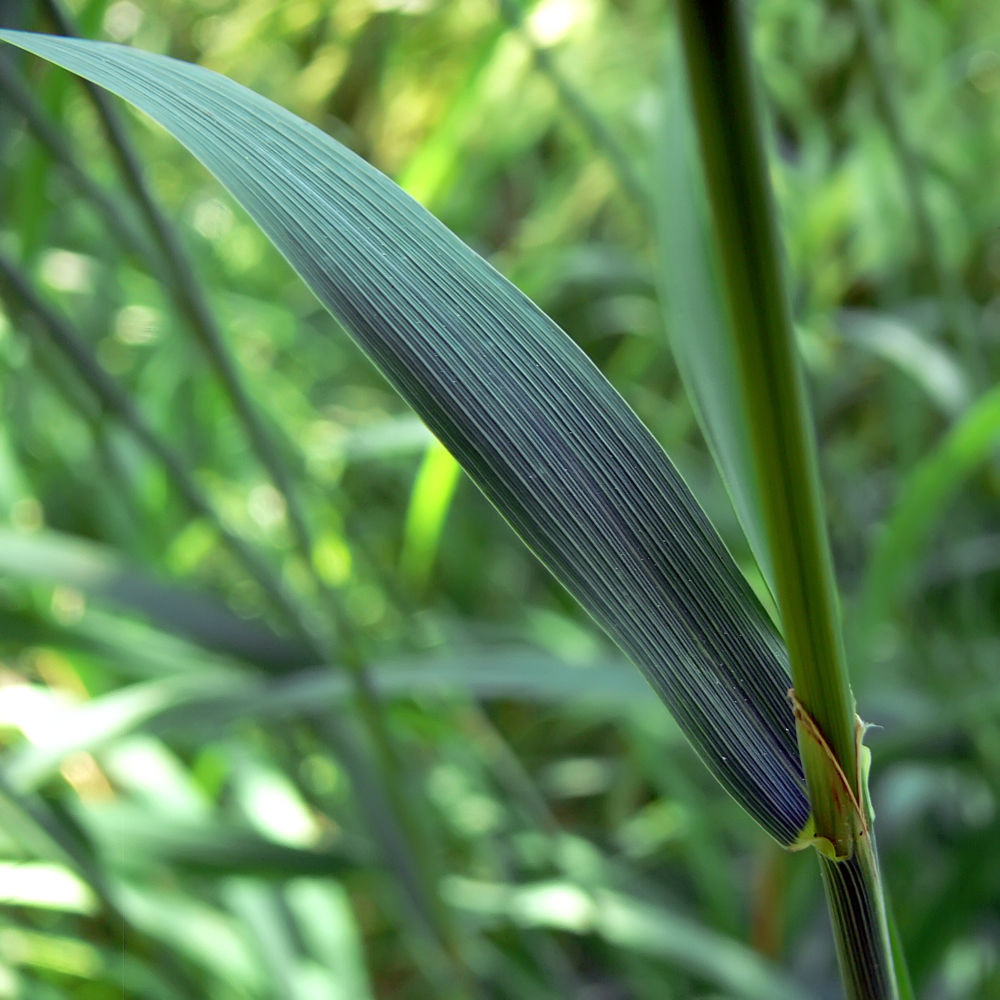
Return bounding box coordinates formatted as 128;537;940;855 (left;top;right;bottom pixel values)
0;30;808;845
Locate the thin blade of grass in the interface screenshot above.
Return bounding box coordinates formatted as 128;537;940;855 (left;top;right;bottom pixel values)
399;438;462;590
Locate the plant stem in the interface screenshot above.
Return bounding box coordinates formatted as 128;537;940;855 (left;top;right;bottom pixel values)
674;2;898;997
818;838;895;999
675;0;855;796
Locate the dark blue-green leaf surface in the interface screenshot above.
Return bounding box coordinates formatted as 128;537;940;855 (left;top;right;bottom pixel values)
0;30;809;844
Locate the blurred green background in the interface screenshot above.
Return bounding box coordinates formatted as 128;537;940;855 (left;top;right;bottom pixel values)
0;0;999;997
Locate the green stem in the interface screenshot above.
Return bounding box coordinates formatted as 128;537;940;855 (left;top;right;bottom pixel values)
675;0;855;795
674;2;898;997
818;837;897;1000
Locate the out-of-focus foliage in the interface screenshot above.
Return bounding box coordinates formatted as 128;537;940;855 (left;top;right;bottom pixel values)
0;0;998;997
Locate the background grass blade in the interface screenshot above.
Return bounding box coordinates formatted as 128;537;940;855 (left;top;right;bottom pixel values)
41;0;371;661
0;253;324;650
857;384;1000;662
0;55;153;262
443;877;817;1000
0;527;311;668
656;55;773;592
0;28;810;846
495;0;650;214
838;310;970;418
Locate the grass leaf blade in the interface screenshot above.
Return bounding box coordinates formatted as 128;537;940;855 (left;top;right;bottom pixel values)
0;29;809;844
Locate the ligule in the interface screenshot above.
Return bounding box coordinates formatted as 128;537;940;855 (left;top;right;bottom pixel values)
788;689;869;861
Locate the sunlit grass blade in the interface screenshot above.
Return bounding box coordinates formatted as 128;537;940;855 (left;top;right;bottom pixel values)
5;249;433;962
0;767;119;920
120;883;264;993
223;880;307;999
0;29;810;845
0;861;98;914
285;880;376;1000
399;437;462;589
3;674;239;792
443;877;818;1000
81;804;353;878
